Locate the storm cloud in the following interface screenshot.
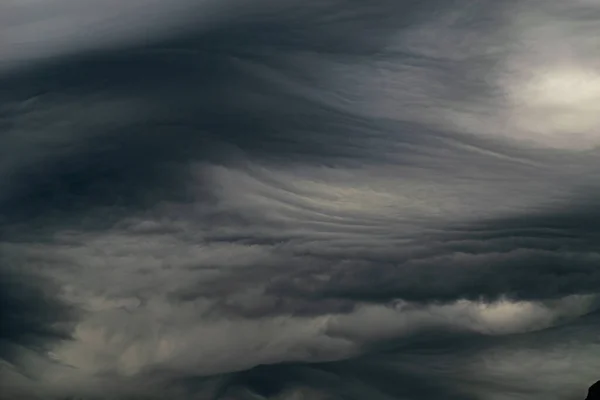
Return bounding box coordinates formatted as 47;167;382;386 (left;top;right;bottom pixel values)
1;0;600;399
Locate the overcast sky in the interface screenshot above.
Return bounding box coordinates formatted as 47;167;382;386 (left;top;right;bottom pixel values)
1;0;600;399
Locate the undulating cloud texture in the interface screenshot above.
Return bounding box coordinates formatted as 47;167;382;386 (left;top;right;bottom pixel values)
1;0;600;399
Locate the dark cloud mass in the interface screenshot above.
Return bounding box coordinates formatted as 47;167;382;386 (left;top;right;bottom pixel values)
1;0;600;399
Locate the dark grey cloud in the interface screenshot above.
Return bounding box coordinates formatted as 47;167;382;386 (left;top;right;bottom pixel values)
0;1;403;226
1;0;600;399
0;269;73;361
0;265;75;400
265;200;600;305
0;0;536;226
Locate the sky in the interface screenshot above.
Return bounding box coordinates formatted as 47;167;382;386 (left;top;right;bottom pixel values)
1;0;600;399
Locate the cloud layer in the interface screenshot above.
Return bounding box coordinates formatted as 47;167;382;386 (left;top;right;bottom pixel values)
1;0;600;399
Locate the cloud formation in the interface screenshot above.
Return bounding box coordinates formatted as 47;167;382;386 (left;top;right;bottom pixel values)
1;0;600;399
